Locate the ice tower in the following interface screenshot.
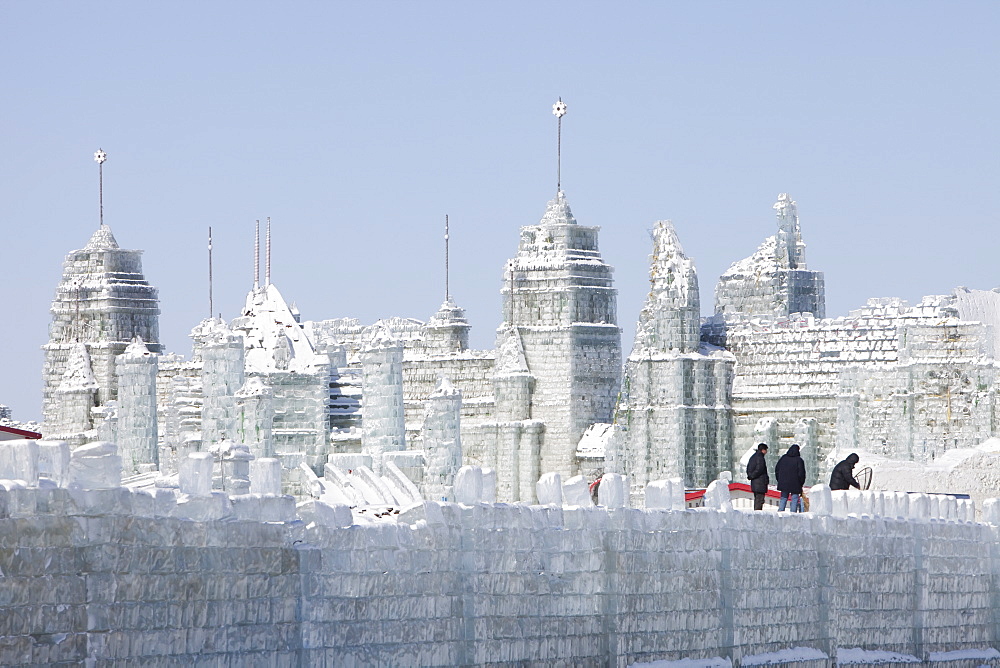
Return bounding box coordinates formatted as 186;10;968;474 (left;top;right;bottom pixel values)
42;224;162;437
611;221;734;491
713;193;825;326
500;191;622;478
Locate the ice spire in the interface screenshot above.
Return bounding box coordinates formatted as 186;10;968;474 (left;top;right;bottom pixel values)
634;221;700;354
774;193;805;270
538;190;577;226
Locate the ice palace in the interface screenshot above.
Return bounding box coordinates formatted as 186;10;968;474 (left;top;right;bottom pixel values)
5;148;1000;665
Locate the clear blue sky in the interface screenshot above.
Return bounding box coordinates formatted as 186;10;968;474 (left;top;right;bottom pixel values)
3;2;999;422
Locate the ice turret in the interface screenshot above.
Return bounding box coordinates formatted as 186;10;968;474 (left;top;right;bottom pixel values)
491;326;542;503
42;225;161;436
47;343;99;443
423;299;471;353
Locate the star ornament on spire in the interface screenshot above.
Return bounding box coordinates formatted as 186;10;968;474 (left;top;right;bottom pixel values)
552;98;567;118
94;149;107;164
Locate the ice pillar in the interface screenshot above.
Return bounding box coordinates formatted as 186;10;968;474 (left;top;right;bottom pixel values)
235;376;275;460
115;339;159;474
360;323;406;471
201;325;245;448
420;377;463;502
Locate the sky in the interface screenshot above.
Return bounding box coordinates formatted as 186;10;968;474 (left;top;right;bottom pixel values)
2;2;999;423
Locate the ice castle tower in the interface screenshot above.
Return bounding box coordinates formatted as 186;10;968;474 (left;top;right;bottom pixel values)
500;191;622;478
610;221;735;491
713;193;825;325
42;225;162;438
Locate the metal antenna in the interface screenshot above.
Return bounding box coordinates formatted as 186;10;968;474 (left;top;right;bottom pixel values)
445;214;450;302
265;217;271;286
94;149;107;226
551;99;567;193
208;226;214;318
508;263;515;325
254;220;260;289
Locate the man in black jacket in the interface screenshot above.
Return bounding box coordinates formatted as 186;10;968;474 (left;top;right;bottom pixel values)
830;453;861;491
746;443;769;511
775;444;807;512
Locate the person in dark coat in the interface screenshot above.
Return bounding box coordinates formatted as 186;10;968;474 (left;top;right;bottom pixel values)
830;453;861;491
746;443;769;511
774;444;807;512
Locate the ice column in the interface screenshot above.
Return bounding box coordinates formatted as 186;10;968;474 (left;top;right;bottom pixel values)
420;377;463;502
200;324;245;448
115;339;159;474
361;323;406;471
235;376;275;459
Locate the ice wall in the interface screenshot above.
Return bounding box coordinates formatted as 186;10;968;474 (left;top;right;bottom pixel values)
0;475;998;666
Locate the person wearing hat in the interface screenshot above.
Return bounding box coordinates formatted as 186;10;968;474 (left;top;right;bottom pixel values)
775;443;806;512
746;443;770;511
830;453;861;491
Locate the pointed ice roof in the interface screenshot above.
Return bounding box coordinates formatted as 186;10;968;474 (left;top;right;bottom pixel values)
57;343;99;393
84;224;120;250
538;190;577;226
124;337;151;356
235;283;326;373
494;326;530;375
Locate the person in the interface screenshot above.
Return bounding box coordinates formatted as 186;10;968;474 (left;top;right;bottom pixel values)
830;453;861;491
746;443;769;511
774;443;806;512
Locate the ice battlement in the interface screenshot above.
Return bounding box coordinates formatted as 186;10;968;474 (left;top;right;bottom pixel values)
2;439;1000;665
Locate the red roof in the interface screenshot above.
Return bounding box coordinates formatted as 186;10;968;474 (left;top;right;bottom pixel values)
0;425;42;439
